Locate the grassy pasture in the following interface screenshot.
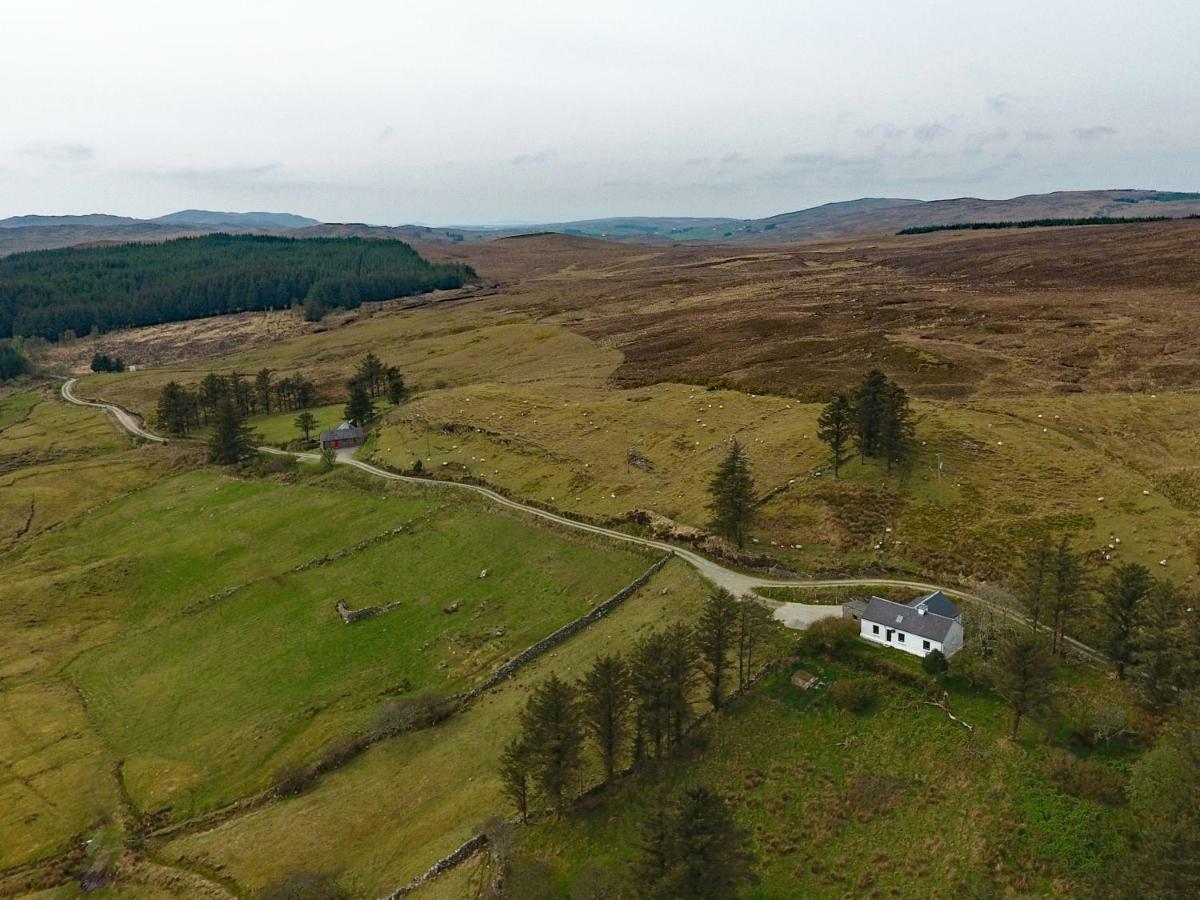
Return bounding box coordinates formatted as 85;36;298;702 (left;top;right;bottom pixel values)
160;559;712;897
0;385;175;552
0;462;654;868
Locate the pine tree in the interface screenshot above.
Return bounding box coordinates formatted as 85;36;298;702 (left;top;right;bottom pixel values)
344;382;375;427
1018;535;1054;632
663;623;697;746
634;792;676;889
852;369;889;460
356;351;387;397
156;381;193;435
816;392;853;478
386;367;408;405
579;655;630;785
630;632;668;760
877;381;915;471
736;601;773;689
707;439;755;547
987;630;1056;741
1132;579;1186;709
499;739;532;823
1100;563;1152;679
295;411;317;443
635;786;755;900
207;399;257;465
697;590;738;710
1049;536;1084;654
520;674;583;816
254;368;273;414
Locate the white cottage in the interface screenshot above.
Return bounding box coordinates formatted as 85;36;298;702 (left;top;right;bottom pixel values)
858;591;963;659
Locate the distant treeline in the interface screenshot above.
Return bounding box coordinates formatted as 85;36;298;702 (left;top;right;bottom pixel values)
0;234;477;341
898;215;1200;235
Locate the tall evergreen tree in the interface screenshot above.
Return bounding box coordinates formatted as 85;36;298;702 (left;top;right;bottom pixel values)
631;632;671;760
579;655;630;785
636;786;755;900
386;367;408;405
1049;535;1084;654
295;411;317;443
156;381;194;435
852;369;889;460
356;352;387;397
697;590;738;710
499;738;532;824
207;399;257;465
736;601;773;689
663;623;697;745
1018;535;1054;632
344;382;375;427
255;368;273;414
707;439;755;548
1132;579;1187;709
816;392;853;478
987;630;1056;741
1101;562;1152;679
877;381;915;471
520;674;583;816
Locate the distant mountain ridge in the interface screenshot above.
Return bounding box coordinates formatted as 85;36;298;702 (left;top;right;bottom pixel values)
4;190;1200;256
150;209;320;229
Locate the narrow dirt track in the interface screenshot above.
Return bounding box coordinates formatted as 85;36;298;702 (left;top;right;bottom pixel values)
59;378;1105;661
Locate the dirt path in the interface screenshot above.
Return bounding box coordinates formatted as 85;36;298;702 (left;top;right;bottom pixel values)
59;378;1105;662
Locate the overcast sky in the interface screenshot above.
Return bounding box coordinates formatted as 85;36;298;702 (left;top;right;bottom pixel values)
3;0;1197;224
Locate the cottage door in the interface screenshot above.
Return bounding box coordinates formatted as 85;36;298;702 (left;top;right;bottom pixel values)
886;628;894;642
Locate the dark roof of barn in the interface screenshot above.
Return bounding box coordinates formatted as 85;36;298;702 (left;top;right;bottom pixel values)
319;425;364;442
861;596;956;642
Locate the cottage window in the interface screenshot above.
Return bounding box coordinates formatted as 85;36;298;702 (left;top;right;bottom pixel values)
872;624;879;635
923;640;931;650
897;633;905;643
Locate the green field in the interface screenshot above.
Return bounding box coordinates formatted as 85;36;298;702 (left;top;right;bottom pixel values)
160;559;713;896
0;454;656;871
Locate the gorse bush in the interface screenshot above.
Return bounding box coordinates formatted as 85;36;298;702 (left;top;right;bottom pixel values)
831;678;876;712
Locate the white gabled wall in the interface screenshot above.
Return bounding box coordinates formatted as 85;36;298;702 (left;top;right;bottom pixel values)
859;617;957;659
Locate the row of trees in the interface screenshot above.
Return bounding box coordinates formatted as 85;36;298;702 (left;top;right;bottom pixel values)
0;234;477;341
817;369;915;476
1015;535;1200;709
500;591;774;820
155;370;317;435
342;352;408;427
89;352;125;373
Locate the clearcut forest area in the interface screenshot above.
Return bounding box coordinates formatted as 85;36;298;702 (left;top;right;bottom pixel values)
3;218;1200;899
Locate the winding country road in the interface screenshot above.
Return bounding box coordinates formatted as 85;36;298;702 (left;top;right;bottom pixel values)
60;377;1105;660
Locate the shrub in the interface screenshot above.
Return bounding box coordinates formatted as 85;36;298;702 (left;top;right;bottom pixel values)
949;648;990;688
847;653;936;695
318;736;362;772
319;445;337;471
796;617;859;659
831;678;876;713
259;869;348;900
921;649;948;675
272;763;317;798
366;691;453;740
1046;753;1127;806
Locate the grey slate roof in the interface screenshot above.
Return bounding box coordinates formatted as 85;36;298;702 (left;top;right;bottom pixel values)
318;424;365;443
912;590;960;620
861;596;956;642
